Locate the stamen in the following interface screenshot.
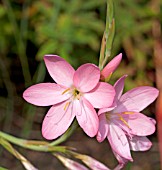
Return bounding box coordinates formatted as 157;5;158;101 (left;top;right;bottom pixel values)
64;101;70;110
123;112;134;115
62;88;70;95
118;114;130;128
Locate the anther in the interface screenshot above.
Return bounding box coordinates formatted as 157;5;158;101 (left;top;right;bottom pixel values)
123;112;134;115
64;102;70;110
118;114;130;128
62;88;70;95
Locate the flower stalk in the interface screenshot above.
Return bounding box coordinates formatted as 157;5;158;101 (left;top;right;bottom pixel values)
0;131;69;153
50;119;78;146
99;0;115;70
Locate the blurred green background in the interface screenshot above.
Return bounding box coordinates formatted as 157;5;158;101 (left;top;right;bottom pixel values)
0;0;161;169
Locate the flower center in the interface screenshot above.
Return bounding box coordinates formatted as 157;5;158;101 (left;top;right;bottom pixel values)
105;111;133;129
62;87;82;110
72;88;81;100
105;112;111;121
62;87;81;99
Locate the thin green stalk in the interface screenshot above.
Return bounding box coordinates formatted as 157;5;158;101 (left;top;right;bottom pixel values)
20;0;31;50
99;0;115;70
102;19;115;68
0;56;16;132
2;0;31;87
105;0;114;58
50;119;78;146
99;33;106;70
0;131;67;153
21;104;36;138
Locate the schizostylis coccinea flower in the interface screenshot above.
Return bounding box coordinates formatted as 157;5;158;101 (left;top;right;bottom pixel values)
23;55;115;140
97;75;159;169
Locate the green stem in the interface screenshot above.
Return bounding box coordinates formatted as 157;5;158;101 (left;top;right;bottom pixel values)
105;0;114;57
0;131;67;153
0;56;16;132
20;0;31;48
102;19;115;68
20;104;36;138
2;0;31;87
50;119;78;146
99;0;115;70
99;33;106;70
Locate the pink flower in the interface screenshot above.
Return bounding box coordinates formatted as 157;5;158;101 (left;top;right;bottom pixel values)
73;153;110;170
55;154;89;170
97;75;159;169
23;55;115;140
100;53;122;81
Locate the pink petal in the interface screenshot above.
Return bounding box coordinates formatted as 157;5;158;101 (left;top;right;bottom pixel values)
97;114;109;142
107;123;132;161
150;118;156;124
113;151;129;170
101;53;122;81
113;118;133;139
76;97;99;137
98;105;116;116
115;86;159;113
42;101;75;140
114;163;125;170
121;112;156;136
44;55;75;87
128;136;152;151
23;83;70;106
72;98;82;116
84;82;115;108
114;75;127;103
79;154;110;170
73;63;100;92
55;154;89;170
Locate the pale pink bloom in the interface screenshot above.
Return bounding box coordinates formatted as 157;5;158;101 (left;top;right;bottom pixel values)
113;135;154;170
74;153;110;170
18;152;38;170
97;75;159;169
23;55;115;139
55;154;89;170
100;53;122;81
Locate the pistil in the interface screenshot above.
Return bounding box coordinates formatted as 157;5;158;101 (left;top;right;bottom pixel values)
73;89;81;100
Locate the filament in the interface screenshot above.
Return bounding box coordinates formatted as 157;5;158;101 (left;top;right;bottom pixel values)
118;114;130;129
62;88;70;95
64;101;71;110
